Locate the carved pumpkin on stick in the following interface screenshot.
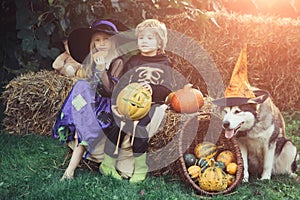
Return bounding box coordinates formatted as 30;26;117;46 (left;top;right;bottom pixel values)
113;82;152;154
116;82;152;121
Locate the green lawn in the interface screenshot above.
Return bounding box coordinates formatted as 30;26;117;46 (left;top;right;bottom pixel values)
0;113;299;200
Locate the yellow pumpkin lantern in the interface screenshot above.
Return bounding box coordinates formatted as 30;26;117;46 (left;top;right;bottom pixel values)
116;82;152;120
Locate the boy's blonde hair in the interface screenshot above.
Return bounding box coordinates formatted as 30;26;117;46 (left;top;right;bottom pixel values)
135;19;168;54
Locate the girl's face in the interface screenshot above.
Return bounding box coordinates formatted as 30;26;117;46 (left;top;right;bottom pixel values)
137;29;159;57
92;32;113;57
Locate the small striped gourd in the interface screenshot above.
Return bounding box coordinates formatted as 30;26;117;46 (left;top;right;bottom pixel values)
197;157;214;173
194;142;219;159
214;161;226;171
187;165;201;179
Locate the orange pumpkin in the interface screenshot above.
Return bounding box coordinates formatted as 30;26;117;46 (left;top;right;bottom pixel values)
168;84;204;113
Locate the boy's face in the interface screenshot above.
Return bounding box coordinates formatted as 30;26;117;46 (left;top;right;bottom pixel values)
137;29;159;57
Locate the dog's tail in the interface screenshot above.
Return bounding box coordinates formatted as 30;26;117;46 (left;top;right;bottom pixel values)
292;152;299;173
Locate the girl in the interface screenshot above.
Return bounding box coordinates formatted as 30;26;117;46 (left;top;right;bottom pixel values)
53;19;128;180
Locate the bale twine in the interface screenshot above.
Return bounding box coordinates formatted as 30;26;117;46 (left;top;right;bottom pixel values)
1;70;76;135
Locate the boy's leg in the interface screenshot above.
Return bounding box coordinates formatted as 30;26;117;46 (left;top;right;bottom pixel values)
130;130;149;183
100;154;122;180
130;152;148;183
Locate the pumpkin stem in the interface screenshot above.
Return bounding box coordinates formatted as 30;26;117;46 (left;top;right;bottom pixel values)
183;83;193;90
217;144;225;149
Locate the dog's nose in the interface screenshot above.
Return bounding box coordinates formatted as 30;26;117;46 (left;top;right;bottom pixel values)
223;120;230;129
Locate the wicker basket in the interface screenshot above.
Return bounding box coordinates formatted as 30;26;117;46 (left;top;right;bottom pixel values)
178;114;244;196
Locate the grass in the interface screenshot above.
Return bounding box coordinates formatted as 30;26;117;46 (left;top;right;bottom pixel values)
0;112;300;200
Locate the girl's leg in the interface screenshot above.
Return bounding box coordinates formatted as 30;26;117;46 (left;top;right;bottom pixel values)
100;124;124;180
61;134;85;181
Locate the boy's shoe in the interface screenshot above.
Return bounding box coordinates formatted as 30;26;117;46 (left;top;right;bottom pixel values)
100;154;122;180
130;153;148;183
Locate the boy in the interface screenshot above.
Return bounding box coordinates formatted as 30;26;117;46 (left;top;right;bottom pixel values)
101;19;186;182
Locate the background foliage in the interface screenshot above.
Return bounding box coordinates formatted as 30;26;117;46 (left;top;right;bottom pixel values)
1;0;299;84
1;0;300;105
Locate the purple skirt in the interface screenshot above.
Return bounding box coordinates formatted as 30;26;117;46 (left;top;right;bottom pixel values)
53;80;112;153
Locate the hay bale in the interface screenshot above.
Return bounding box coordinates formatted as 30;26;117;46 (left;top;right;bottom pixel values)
1;70;76;135
162;12;300;110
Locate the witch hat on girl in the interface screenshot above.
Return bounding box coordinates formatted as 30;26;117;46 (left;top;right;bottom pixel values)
68;19;132;63
212;43;269;107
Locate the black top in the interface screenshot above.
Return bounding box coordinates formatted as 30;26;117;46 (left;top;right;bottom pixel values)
121;53;186;103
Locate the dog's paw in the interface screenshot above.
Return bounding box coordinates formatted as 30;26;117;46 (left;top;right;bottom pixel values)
260;176;271;181
289;172;298;179
242;176;249;182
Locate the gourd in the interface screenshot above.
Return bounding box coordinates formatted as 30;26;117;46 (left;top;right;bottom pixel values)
184;154;197;168
216;150;236;167
214;161;226;171
116;82;152;120
168;84;204;113
197;157;214;173
187;165;201;179
226;162;238;175
199;166;228;192
76;66;87;78
226;174;236;187
194;142;221;159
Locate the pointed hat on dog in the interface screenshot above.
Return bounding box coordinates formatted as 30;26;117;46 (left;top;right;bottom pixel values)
213;43;269;106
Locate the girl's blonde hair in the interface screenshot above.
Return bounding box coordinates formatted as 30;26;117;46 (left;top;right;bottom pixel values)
135;19;168;54
85;33;119;78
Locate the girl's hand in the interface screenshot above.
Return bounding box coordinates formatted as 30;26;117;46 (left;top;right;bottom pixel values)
93;51;107;70
94;56;105;66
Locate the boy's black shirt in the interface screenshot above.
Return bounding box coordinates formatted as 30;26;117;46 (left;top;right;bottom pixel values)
124;53;171;71
122;53;185;103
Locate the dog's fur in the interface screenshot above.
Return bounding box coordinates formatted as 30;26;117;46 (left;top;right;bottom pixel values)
220;97;298;182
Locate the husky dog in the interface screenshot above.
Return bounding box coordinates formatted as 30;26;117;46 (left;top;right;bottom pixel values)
219;91;298;182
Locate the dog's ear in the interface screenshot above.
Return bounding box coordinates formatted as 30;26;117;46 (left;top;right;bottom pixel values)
248;90;269;104
239;104;257;113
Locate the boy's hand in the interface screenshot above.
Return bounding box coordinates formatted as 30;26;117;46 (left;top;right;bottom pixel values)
111;105;126;121
141;81;153;95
